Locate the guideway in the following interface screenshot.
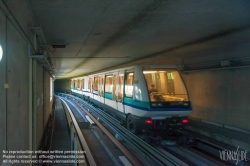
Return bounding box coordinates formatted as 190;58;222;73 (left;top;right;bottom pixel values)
50;97;75;165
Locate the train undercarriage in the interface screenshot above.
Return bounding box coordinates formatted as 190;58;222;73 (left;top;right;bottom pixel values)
125;115;196;145
73;92;195;145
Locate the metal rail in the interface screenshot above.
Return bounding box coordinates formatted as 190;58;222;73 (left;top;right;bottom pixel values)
59;97;97;166
87;105;176;165
71;99;143;166
60;93;250;166
59;93;186;166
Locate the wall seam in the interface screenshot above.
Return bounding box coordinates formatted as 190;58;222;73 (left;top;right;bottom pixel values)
5;13;7;152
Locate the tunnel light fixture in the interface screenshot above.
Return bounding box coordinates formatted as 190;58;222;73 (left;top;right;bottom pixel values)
0;45;3;61
52;45;66;48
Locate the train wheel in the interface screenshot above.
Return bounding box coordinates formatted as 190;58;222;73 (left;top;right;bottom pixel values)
127;114;137;134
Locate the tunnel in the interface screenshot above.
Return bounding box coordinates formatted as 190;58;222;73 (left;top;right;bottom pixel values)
0;0;249;165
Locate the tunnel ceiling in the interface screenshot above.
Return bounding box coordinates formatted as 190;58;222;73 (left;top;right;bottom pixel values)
28;0;250;79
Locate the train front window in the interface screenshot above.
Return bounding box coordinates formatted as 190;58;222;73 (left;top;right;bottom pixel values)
143;69;189;102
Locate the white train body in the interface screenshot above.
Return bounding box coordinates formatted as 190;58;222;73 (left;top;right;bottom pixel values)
71;65;191;134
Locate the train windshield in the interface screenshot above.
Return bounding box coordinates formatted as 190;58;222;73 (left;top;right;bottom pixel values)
143;69;189;102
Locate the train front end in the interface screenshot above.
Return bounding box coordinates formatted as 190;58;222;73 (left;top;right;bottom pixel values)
136;66;192;140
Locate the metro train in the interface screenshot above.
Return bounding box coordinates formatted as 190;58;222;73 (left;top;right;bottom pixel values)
71;65;192;138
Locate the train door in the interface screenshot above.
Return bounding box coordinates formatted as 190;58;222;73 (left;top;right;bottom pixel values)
88;76;94;99
83;78;87;96
117;71;124;113
77;79;79;90
93;76;100;101
78;79;81;94
100;74;104;103
112;72;118;110
124;70;134;114
104;74;113;107
71;80;74;89
81;78;84;94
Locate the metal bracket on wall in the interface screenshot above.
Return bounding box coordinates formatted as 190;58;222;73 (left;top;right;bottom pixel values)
29;26;55;76
181;57;250;73
30;50;54;74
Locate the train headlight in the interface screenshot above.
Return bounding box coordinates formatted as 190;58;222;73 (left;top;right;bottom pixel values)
151;103;163;107
157;103;162;107
151;103;157;107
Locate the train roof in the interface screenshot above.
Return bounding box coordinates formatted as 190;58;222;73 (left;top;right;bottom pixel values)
72;64;178;80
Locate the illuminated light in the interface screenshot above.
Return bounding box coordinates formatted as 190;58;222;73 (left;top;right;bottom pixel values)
151;103;157;107
0;45;3;61
143;71;157;74
143;71;168;74
145;119;153;124
182;119;189;123
157;103;163;107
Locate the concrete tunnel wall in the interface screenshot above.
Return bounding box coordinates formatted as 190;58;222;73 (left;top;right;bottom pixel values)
0;7;7;164
182;40;250;131
0;0;249;164
0;0;53;163
184;69;250;131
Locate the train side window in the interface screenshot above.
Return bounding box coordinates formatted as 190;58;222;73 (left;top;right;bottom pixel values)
118;73;124;102
94;77;99;91
82;79;84;89
105;75;113;93
77;80;80;89
100;77;103;96
125;72;134;98
112;75;117;101
80;79;83;90
71;80;74;88
88;78;93;93
97;77;100;96
91;78;94;93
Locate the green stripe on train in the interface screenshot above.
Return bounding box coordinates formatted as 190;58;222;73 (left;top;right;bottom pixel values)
123;97;149;108
104;93;112;100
